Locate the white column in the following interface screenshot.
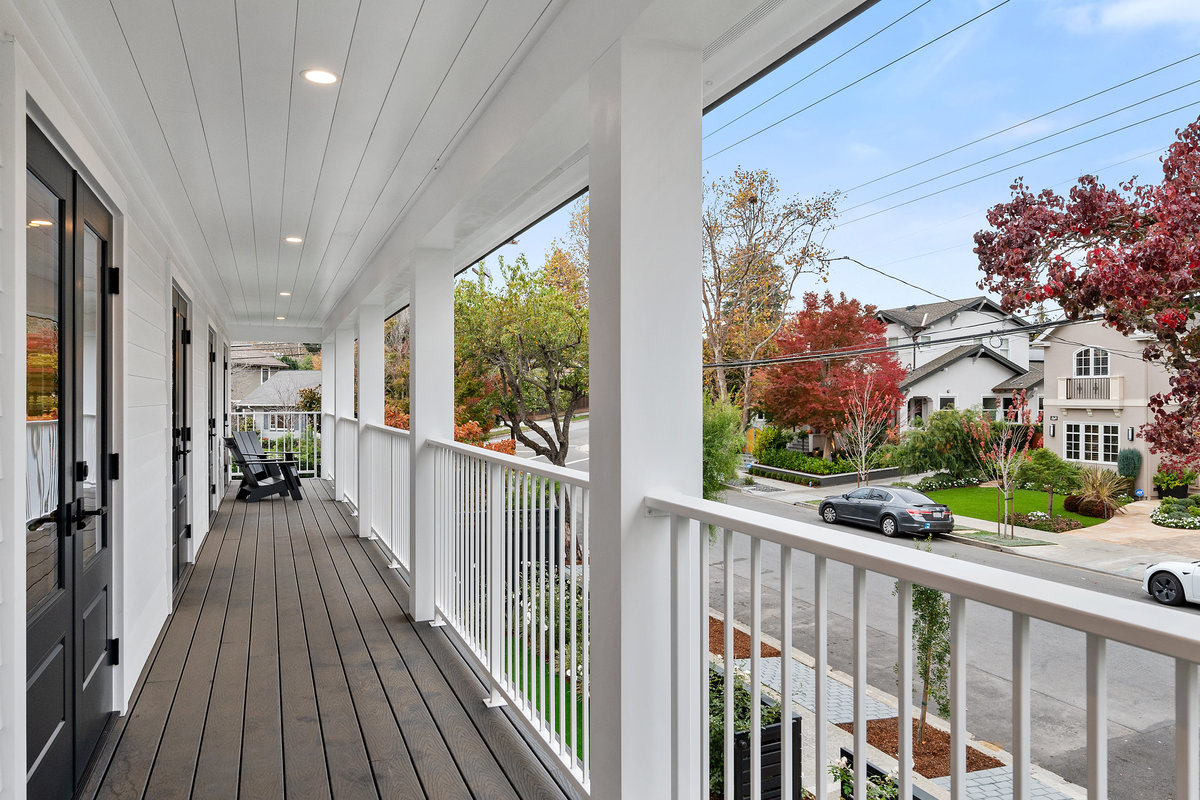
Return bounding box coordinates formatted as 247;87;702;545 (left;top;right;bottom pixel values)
320;336;335;480
357;304;384;538
588;36;702;799
408;250;454;622
333;326;356;503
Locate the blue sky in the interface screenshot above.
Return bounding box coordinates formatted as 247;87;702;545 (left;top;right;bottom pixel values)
485;0;1200;313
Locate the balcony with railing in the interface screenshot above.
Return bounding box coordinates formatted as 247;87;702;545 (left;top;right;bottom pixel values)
1058;375;1125;406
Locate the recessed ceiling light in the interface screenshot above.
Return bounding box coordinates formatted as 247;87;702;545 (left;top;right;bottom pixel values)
276;316;286;321
279;291;291;297
27;219;53;227
285;236;303;243
301;69;337;85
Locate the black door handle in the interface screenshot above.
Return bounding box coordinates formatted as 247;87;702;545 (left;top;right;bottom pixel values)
75;505;107;530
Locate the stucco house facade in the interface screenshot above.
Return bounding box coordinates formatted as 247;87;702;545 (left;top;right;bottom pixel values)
876;296;1043;426
1038;320;1173;496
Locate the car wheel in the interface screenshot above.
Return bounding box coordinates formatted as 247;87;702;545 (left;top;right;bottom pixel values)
821;505;838;524
1149;572;1186;606
880;515;899;538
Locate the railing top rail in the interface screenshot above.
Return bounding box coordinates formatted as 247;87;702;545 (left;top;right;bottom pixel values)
427;437;590;488
645;489;1200;664
335;415;358;424
362;421;411;437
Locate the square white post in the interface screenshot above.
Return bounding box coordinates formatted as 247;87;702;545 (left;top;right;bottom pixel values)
357;304;384;538
408;249;455;622
588;36;702;799
333;326;355;504
321;335;335;480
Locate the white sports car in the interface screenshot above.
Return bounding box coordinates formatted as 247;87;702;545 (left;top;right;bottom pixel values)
1144;561;1199;606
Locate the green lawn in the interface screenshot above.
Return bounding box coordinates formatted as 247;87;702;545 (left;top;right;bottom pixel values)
923;487;1106;528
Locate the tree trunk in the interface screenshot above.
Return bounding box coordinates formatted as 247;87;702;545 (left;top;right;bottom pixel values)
1047;485;1054;517
917;659;932;746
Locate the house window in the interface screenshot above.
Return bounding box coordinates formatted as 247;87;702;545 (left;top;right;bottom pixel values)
261;367;270;383
939;397;955;410
1073;347;1109;377
918;335;932;350
1065;423;1119;463
981;396;999;419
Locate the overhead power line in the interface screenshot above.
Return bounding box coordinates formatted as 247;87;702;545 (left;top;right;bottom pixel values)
838;97;1200;227
704;0;935;141
704;0;1015;161
847;51;1200;193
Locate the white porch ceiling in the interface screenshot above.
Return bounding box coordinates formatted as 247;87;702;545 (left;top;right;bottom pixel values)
38;0;871;339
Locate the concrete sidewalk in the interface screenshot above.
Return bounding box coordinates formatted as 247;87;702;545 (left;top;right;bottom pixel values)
736;471;1199;581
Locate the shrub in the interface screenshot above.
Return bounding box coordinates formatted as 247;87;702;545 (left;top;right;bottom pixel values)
1009;511;1083;532
1063;494;1082;513
708;665;782;798
1078;467;1129;518
751;426;790;461
1154;467;1198;490
704;397;744;501
1076;498;1109;519
1116;448;1142;479
755;448;857;475
1151;495;1200;529
916;472;982;491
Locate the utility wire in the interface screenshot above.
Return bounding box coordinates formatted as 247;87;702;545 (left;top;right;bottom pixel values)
840;77;1200;214
705;315;1100;370
838;97;1200;227
704;0;934;141
846;52;1200;192
704;0;1014;161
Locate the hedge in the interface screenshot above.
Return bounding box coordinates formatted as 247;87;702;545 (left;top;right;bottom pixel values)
1151;495;1200;529
754;447;857;476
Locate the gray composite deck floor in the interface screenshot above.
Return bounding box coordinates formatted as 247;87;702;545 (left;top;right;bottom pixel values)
82;479;576;800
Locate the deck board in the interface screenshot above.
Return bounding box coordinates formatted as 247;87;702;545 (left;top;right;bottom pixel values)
87;479;574;800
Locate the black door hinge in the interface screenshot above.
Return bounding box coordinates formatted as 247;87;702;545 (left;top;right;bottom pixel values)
108;453;120;480
108;638;120;666
210;351;216;363
106;267;120;295
75;460;89;482
184;524;192;540
181;328;192;345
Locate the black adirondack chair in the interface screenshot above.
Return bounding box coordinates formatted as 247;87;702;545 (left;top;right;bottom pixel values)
226;434;302;501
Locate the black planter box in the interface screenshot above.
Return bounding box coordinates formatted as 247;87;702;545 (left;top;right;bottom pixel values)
732;717;803;800
1156;485;1190;500
838;747;937;800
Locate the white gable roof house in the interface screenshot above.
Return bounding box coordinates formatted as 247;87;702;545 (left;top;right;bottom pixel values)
3;3;1198;800
876;296;1043;425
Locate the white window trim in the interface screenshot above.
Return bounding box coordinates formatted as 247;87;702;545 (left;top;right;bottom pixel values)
1064;422;1120;464
1073;347;1110;378
938;395;957;410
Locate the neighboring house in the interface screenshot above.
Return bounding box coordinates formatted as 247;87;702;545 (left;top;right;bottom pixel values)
1038;321;1168;495
235;370;323;437
876;296;1043;426
230;348;289;405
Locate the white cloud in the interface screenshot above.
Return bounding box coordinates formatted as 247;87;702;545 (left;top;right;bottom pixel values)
1050;0;1200;33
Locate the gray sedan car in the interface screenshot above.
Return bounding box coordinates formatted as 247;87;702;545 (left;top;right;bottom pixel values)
817;486;953;537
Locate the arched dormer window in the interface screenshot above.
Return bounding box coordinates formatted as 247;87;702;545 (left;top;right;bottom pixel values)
1073;347;1109;377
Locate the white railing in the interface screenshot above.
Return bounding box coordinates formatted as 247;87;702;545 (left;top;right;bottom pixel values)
321;412;335;479
229;410;322;476
430;439;592;794
335;416;358;507
26;419;58;522
362;423;411;574
645;490;1200;800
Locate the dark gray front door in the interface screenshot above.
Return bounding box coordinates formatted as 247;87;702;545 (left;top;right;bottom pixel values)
172;289;191;583
26;120;115;799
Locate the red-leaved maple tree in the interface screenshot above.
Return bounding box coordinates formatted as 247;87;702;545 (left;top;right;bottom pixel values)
758;292;905;447
975;116;1200;468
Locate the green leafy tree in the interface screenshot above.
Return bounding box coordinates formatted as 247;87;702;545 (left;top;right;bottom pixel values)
1017;448;1082;516
703;397;743;501
296;386;321;413
455;255;588;466
908;581;950;746
894;407;989;477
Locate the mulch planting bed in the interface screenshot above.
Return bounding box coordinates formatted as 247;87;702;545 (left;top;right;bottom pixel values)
708;615;781;658
836;717;1004;779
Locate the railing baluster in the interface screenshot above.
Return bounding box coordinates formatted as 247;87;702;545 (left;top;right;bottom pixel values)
780;546;793;800
951;594;967;800
750;536;762;800
897;579;913;800
853;566;866;800
486;460;505;707
1087;633;1107;800
814;555;828;800
723;528;734;800
558;481;567;758
1178;659;1199;800
1013;612;1031;800
700;516;711;795
581;485;590;779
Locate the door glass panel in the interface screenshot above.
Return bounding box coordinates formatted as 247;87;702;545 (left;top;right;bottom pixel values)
26;171;61;612
81;224;102;563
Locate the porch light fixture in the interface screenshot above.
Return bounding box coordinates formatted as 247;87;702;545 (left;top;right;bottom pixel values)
301;69;337;85
279;291;291;296
1128;427;1135;441
26;219;53;227
1048;423;1055;438
284;236;303;243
